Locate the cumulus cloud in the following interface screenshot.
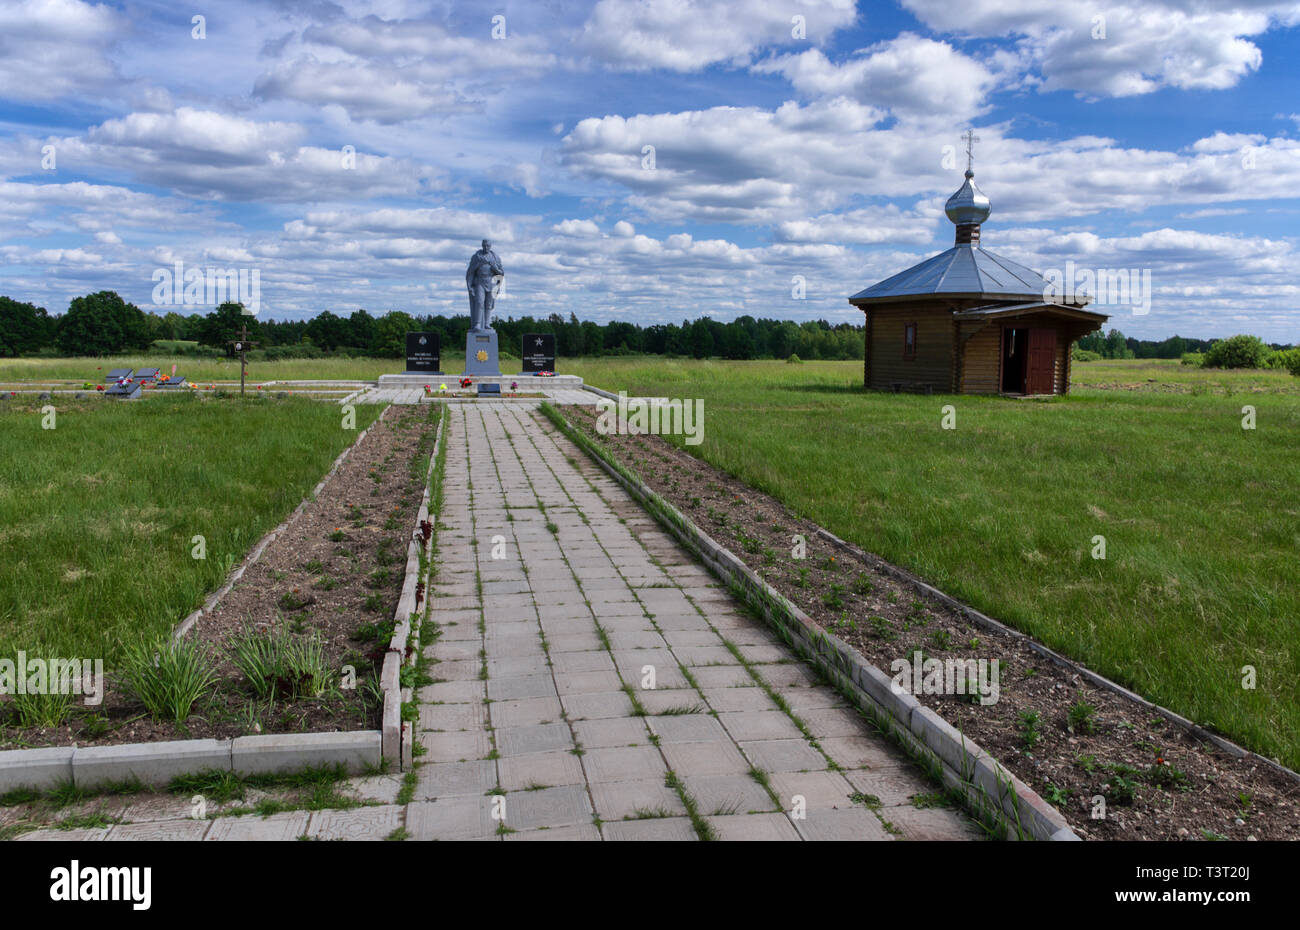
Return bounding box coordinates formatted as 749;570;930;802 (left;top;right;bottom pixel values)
578;0;857;71
0;0;125;102
898;0;1290;98
754;35;998;121
254;15;557;123
30;109;442;202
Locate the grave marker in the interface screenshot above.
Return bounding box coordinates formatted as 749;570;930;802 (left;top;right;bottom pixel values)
521;333;556;373
405;332;441;373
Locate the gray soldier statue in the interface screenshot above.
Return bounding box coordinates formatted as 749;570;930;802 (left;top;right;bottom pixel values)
466;239;504;332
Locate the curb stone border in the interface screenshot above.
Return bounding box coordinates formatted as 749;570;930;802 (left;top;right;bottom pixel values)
810;527;1300;787
0;409;393;794
0;732;381;794
541;402;1076;841
382;407;447;768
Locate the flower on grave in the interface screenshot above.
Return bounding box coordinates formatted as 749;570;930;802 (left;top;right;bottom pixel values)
95;385;104;391
510;382;518;392
438;383;447;392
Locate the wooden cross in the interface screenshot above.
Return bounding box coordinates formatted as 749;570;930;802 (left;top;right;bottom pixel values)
963;129;980;173
226;323;258;396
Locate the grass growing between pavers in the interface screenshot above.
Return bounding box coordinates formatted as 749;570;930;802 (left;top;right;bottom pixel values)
0;393;382;663
0;762;381;839
563;357;1300;771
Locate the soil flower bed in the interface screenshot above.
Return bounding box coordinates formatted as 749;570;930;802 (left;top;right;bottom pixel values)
563;406;1300;841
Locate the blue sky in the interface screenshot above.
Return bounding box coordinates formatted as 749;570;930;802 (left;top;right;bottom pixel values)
1;0;1299;340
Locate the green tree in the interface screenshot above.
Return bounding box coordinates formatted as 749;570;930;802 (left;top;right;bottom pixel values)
372;311;416;357
198;302;260;355
689;318;714;359
57;291;150;355
0;296;54;356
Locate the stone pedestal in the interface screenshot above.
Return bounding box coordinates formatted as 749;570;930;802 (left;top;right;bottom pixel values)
464;330;501;376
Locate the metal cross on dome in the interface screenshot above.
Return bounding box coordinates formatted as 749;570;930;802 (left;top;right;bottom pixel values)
963;129;980;173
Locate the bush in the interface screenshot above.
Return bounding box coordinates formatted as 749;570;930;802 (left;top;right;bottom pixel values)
1262;347;1300;374
1072;348;1102;362
1202;334;1270;369
120;636;218;723
786;353;802;364
1180;352;1205;367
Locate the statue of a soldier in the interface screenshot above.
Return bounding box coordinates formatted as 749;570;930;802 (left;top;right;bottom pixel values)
466;239;504;332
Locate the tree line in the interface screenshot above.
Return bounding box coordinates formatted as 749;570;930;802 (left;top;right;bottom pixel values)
0;292;866;360
5;292;1289;363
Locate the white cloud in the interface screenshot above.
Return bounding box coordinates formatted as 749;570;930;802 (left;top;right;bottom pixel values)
0;0;124;102
899;0;1292;98
755;35;997;120
553;218;602;237
20;109;443;202
253;15;557;123
578;0;857;71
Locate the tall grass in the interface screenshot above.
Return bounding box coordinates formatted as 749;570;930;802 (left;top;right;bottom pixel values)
564;357;1300;769
0;393;381;663
119;636;219;724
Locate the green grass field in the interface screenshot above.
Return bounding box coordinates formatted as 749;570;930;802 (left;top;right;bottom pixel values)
564;357;1300;769
0;394;381;663
0;354;396;384
0;345;520;385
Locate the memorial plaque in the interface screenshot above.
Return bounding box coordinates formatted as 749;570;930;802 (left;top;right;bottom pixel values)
463;330;500;376
521;333;556;373
136;367;161;381
405;332;440;373
106;368;133;381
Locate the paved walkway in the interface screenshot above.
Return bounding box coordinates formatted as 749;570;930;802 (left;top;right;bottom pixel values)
11;403;980;841
409;405;980;840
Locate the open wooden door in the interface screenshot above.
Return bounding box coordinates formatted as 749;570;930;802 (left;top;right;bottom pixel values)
1026;328;1057;394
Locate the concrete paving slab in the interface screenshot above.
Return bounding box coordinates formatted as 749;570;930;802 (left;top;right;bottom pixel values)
306;805;404;841
589;778;687;821
601;817;697;841
707;813;802;840
205;811;310;841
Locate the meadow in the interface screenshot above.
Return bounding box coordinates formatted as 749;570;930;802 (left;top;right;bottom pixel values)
564;357;1300;769
0;354;395;384
0;394;381;663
